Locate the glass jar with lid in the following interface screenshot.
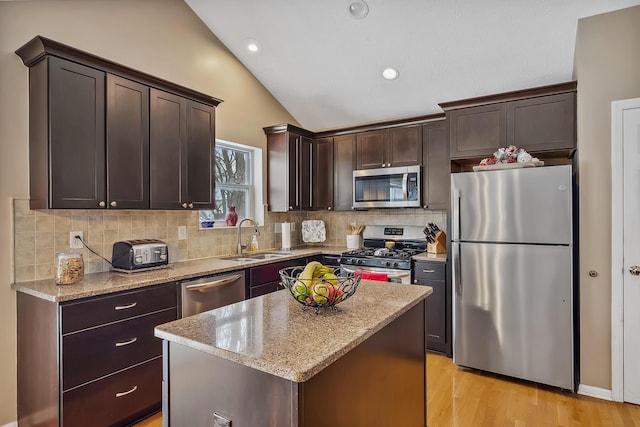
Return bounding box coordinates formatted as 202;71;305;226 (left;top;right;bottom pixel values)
55;253;84;285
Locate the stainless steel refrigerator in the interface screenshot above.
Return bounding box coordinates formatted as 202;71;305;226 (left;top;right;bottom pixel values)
451;165;574;390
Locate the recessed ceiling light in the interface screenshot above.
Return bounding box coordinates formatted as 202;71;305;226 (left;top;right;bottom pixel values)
348;1;369;19
382;67;399;80
244;38;260;53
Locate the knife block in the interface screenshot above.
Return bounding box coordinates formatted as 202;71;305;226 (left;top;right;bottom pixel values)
427;231;447;254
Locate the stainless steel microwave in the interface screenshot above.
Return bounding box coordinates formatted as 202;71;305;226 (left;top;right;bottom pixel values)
353;165;421;208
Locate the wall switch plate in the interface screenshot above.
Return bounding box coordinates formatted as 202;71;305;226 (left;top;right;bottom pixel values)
70;231;84;249
290;222;296;231
178;225;187;240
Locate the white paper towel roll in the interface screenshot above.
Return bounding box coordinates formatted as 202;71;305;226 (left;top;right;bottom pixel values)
281;222;292;250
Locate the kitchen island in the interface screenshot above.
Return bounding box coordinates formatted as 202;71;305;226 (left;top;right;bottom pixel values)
155;280;431;427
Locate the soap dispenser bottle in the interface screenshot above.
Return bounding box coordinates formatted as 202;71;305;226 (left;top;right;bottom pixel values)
249;234;259;252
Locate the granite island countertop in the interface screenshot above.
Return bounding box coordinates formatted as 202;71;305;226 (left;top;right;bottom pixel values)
11;247;345;302
154;280;432;382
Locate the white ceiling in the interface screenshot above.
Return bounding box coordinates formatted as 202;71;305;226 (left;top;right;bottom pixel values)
185;0;640;132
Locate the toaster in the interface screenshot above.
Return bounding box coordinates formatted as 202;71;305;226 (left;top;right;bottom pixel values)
111;239;168;270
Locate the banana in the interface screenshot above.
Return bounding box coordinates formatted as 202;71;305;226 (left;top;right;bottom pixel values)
295;261;322;293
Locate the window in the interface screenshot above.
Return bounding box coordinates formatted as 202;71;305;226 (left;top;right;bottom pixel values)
200;141;260;228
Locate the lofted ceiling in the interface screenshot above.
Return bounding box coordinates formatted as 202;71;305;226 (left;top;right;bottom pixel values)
185;0;640;132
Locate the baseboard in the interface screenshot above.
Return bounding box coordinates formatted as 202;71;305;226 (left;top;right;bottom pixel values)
578;384;613;401
1;421;17;427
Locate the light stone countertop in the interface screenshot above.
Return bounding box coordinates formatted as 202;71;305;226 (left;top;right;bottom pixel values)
11;247;345;302
154;280;432;382
412;252;448;262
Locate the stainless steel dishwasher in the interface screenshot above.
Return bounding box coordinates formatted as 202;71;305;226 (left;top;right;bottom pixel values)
180;271;246;317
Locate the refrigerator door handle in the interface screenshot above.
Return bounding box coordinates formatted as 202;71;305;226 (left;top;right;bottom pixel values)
453;242;462;296
453;188;461;241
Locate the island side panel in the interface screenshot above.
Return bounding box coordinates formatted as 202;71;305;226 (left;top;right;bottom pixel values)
299;301;427;427
166;342;296;427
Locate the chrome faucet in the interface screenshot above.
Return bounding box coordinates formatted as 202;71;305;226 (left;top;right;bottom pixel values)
237;218;258;254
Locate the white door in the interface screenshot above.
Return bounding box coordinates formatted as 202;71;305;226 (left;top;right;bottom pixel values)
614;99;640;405
622;102;640;405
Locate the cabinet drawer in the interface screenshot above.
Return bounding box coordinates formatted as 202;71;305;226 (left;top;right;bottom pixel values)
249;281;283;299
62;357;162;427
413;262;445;280
62;309;176;390
61;283;177;334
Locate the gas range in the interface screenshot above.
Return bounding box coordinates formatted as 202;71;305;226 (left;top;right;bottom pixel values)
341;225;427;272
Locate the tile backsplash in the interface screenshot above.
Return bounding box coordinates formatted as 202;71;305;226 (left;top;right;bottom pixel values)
12;198;446;282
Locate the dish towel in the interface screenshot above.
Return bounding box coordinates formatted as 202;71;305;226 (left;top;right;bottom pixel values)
355;271;389;282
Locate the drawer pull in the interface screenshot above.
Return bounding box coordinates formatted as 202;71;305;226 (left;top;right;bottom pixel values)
422;269;436;273
115;337;138;347
114;302;137;311
115;385;138;398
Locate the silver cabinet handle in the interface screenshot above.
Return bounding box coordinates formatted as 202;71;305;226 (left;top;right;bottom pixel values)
381;163;386;168
327;207;332;211
114;302;137;310
182;202;188;208
115;337;137;347
110;201;117;207
98;201;106;208
188;202;194;209
186;274;244;292
289;206;293;210
422;269;435;273
386;162;391;167
630;266;640;276
115;385;138;398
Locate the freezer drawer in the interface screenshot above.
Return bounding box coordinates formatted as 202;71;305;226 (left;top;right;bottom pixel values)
453;242;573;390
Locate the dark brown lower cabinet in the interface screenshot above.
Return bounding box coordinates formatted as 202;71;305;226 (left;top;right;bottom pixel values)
17;284;178;427
247;258;305;298
413;261;448;354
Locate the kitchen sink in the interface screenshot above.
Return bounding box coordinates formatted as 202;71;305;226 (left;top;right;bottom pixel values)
223;253;290;262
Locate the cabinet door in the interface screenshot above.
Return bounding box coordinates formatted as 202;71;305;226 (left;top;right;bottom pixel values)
299;136;312;210
185;100;216;209
286;133;311;211
106;74;149;209
449;103;506;159
150;89;187;209
267;133;289;212
508;92;576;152
388;125;422;167
333;134;356;211
312;137;334;211
356;129;386;169
422;121;449;209
48;57;106;209
414;261;447;353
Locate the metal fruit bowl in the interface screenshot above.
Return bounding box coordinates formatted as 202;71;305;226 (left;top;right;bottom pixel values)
279;266;361;310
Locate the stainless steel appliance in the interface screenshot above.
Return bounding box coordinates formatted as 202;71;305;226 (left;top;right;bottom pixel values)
353;165;421;208
111;239;168;271
451;165;574;390
340;225;427;284
181;271;246;317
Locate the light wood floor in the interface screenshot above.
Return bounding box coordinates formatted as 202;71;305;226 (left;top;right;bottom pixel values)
134;353;640;426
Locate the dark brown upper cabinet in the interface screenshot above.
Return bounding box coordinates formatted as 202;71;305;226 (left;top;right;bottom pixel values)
150;91;216;210
27;56;106;209
106;74;149;209
356;125;422;169
442;82;576;161
264;125;313;212
16;35;222;210
448;104;507;160
422;120;450;210
333;134;356;211
312;137;334;211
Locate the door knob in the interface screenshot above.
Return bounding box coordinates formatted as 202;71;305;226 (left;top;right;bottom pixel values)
630;266;640;276
110;201;117;207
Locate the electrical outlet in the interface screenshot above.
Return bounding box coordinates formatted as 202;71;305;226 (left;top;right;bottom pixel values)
290;222;296;231
70;231;84;249
178;225;187;240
